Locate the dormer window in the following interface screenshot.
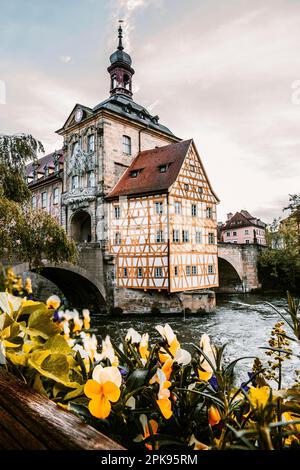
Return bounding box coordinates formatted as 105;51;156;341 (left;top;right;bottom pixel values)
130;169;140;178
44;165;49;177
152;115;159;124
159;164;167;173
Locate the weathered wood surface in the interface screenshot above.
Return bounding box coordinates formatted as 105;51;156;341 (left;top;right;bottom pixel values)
0;368;125;450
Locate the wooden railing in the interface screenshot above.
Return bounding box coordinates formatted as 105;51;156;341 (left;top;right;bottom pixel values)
0;368;124;450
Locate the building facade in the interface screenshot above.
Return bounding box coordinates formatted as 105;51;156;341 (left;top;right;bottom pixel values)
26;26;220;313
220;210;266;245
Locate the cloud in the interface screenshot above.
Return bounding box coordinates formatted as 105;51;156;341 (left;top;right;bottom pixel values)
59;55;71;64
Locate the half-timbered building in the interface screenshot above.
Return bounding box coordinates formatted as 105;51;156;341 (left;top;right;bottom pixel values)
107;139;219;293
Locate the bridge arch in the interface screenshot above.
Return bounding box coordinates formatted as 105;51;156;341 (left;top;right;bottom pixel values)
13;261;106;311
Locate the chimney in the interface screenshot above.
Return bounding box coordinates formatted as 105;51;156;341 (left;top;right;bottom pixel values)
227;212;233;221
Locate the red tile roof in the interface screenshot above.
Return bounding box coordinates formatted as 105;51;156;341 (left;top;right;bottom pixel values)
107;139;193;199
221;211;266;230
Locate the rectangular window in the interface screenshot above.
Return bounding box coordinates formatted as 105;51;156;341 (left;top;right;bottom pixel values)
195;231;202;244
226;231;230;237
233;231;237;236
123;135;131;155
191;204;197;216
174;266;178;276
208;264;214;274
245;229;249;235
87;171;95;188
156;230;164;243
186;266;191;276
115;232;122;245
184;183;189;191
206;207;212;219
208;232;215;244
159;164;167;173
245;239;250;244
137;267;143;278
123;267;128;277
41;192;47;209
32;195;36;209
88;134;95;153
53;188;59;205
173;229;180;243
155;201;163;215
182;230;189;243
198;186;203;194
192;265;197;275
72;175;79;189
114;206;121;219
155;267;163;278
174;201;181;214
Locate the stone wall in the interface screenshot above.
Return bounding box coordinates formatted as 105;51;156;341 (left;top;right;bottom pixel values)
114;287;216;314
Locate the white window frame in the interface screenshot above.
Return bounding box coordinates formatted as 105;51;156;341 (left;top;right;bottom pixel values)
208;264;214;274
192;265;197;275
173;229;180;243
114;205;121;219
115;232;122;245
156;230;164;243
53;187;59;205
191;204;197;216
182;230;189;243
195;231;202;244
154;267;163;278
41;191;47;209
208;232;215;244
137;267;143;278
123;135;131;155
88;134;95;153
174;201;181;215
186;266;191;276
155;201;163;215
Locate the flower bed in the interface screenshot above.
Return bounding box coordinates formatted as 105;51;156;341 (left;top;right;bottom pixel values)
0;267;300;450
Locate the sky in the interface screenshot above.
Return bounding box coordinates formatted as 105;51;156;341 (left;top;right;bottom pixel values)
0;0;300;222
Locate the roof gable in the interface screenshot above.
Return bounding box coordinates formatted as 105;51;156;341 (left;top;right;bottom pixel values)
56;104;94;133
106;140;192;199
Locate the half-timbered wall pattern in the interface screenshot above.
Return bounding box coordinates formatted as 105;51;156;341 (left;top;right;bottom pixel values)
109;142;219;292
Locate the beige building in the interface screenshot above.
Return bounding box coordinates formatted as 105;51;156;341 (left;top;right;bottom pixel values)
27;25;220;313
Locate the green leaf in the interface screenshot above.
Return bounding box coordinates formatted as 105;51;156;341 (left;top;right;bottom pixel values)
42;353;70;382
32;373;48;397
63;385;84;402
28;307;60;339
43;335;72;355
126;369;149;392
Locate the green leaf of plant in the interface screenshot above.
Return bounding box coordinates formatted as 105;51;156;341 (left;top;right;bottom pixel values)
28;307;60;339
43;335;72;355
63;385;84;402
126;369;149;392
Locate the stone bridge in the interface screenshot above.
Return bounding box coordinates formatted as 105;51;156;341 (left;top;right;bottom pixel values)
217;242;265;293
11;243;107;311
6;242;264;312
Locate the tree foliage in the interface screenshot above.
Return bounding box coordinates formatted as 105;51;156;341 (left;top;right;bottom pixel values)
258;195;300;291
0;134;76;267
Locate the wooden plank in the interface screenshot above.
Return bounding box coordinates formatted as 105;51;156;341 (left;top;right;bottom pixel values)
0;368;125;450
0;404;47;450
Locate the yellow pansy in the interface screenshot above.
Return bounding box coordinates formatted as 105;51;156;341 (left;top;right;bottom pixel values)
208;405;221;426
84;365;122;419
46;295;61;310
282;411;300;446
199;334;216;380
139;333;150;360
98;335;119;366
248;386;272;409
152;368;173;420
82;309;90;329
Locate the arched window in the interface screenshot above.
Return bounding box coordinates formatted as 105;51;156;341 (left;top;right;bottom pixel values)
112;74;117;89
123;74;130;90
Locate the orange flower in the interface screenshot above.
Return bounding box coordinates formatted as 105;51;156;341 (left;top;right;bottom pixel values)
208;405;221;426
84;366;121;419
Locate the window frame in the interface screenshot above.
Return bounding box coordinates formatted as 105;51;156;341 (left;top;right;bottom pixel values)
123;135;132;155
41;191;47;209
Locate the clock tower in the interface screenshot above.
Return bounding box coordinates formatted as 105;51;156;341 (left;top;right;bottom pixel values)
107;23;135;99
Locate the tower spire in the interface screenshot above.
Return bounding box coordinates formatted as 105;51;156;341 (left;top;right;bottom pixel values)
108;20;135;99
118;20;124;51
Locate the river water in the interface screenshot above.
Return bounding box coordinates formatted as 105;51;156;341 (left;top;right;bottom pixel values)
93;294;299;386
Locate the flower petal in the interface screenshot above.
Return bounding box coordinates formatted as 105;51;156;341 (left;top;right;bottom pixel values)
102;381;121;402
89;395;111;419
95;365;122;388
157;398;172;419
84;379;102;398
